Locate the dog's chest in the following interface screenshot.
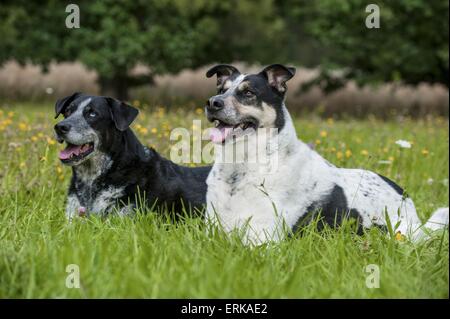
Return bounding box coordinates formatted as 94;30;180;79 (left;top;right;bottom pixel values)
206;164;303;233
71;179;125;215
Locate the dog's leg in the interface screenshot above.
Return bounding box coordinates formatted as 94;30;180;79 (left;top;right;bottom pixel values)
117;204;136;217
66;195;81;222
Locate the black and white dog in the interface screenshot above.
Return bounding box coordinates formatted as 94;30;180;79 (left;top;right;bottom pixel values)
204;64;449;245
54;93;210;219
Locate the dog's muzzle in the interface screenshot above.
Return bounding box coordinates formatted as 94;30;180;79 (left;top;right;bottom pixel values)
206;97;225;113
54;122;71;142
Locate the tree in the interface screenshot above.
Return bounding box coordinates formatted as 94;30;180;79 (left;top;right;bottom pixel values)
0;0;286;100
283;0;449;89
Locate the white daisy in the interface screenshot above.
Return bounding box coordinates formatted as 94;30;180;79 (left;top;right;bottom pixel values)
395;140;412;148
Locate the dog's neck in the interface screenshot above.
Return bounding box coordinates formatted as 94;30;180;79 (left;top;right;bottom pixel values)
110;129;150;166
275;105;300;153
73;152;113;185
73;128;150;184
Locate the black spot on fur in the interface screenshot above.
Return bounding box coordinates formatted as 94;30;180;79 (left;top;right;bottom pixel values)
292;185;363;235
227;171;243;196
227;171;240;184
377;174;405;196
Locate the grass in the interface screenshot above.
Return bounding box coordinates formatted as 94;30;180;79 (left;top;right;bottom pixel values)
0;102;448;298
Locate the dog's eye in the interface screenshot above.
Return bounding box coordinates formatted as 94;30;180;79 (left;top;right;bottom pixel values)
88;111;97;118
64;110;72;117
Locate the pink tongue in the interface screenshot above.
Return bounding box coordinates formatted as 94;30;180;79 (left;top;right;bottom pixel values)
59;144;83;160
209;127;233;143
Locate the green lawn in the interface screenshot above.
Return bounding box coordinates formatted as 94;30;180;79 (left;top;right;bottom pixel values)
0;103;448;298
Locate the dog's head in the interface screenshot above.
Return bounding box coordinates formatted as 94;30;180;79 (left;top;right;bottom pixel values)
54;93;138;166
205;64;295;144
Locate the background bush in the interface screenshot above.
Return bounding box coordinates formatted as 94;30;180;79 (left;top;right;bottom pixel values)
0;0;448;118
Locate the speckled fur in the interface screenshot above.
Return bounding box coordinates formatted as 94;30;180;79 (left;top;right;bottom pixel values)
55;93;211;220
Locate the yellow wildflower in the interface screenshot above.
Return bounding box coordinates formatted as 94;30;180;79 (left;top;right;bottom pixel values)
395;231;405;241
345;149;352;158
18;122;29;131
320;131;328;138
157;108;165;117
151;127;158;134
421;149;429;156
315;139;321;145
336;151;343;160
361;150;369;156
139;127;148;135
47;137;56;145
31;136;38;142
19;162;26;168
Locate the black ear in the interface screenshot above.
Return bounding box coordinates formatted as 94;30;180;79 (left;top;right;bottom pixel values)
206;64;240;87
260;64;296;93
54;92;82;118
106;98;139;131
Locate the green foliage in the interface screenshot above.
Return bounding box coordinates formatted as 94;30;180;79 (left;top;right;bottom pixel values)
0;1;71;68
288;0;449;87
0;0;448;98
0;0;285;99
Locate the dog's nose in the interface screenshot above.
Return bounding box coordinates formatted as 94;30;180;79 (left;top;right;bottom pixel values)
54;122;71;135
206;98;224;112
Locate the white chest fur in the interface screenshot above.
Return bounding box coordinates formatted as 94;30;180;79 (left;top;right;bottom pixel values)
65;154;132;219
66;186;126;219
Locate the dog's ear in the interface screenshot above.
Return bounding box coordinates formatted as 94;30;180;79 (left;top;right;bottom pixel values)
206;64;240;87
260;64;296;93
106;98;139;131
54;92;82;119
